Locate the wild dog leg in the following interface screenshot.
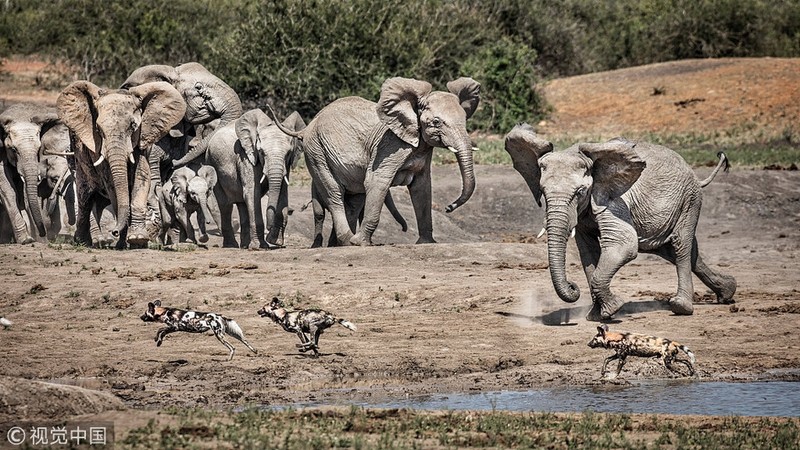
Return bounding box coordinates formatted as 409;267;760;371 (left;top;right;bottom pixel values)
155;327;178;346
213;330;236;360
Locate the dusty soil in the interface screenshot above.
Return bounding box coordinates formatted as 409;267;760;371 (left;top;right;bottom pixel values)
0;56;799;434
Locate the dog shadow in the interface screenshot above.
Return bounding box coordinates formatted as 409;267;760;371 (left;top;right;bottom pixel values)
286;352;347;359
495;307;587;326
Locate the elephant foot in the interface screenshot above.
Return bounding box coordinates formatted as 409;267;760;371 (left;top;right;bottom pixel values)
18;237;35;245
264;241;284;250
198;234;209;244
349;232;371;246
127;227;151;247
586;295;625;322
415;236;437;244
715;276;737;304
667;296;694;315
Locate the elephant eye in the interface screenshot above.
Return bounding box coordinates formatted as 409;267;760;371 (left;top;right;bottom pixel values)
430;117;442;128
576;186;588;197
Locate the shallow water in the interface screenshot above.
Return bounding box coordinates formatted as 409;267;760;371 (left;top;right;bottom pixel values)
291;381;800;417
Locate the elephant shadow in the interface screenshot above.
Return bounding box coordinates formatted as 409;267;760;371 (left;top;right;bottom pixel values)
496;298;672;326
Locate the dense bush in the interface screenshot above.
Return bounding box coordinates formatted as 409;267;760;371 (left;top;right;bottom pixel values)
1;0;798;132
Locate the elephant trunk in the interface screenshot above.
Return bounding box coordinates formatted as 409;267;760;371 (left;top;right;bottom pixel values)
445;136;476;213
545;202;581;303
22;163;47;237
174;89;241;168
265;157;286;245
107;152;131;238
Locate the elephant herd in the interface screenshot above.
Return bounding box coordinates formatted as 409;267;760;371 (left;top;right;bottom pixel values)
0;62;737;320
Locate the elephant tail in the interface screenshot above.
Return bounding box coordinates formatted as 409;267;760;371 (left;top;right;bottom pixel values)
337;319;357;332
698;151;730;188
265;104;304;140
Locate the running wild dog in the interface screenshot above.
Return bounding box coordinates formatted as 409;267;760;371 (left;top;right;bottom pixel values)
257;297;356;357
588;324;696;378
140;300;257;360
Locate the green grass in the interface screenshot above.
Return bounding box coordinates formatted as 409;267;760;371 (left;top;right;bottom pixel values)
119;406;800;449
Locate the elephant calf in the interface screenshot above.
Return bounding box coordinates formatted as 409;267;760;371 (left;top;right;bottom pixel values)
505;124;736;321
158;165;218;245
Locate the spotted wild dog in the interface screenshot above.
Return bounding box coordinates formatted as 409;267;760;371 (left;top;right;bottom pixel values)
140;300;257;360
588;324;696;379
257;297;356;357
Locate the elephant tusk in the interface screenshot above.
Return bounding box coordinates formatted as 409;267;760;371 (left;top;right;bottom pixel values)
43;151;75;157
93;154;105;167
129;153;135;164
537;228;546;239
570;228;576;239
472;146;480;152
284;175;289;185
260;173;266;184
447;146;458;154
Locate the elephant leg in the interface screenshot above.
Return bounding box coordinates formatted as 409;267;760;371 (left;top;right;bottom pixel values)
127;154;153;247
74;185;95;247
235;203;253;249
576;228;601;285
217;199;238;248
691;238;736;304
351;177;390;246
310;182;326;248
0;161;34;244
242;182;266;250
307;156;353;245
586;214;638;321
345;193;365;233
407;164;435;244
196;209;209;243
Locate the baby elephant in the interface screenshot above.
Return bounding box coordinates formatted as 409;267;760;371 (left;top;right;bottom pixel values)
257;297;356;357
158;165;218;245
588;324;696;379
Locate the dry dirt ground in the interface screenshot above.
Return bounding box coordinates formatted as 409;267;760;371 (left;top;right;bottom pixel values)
0;57;799;431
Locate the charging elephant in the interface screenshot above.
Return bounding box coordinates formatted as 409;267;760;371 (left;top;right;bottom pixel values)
158;165;218;245
57;81;186;248
205;108;304;249
270;76;480;246
505;124;737;321
0;103;67;241
121;62;242;168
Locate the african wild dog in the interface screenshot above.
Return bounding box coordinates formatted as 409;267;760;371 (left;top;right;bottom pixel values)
140;300;257;360
588;324;696;379
257;297;356;357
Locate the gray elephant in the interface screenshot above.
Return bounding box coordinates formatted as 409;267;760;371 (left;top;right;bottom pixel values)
0;103;67;242
205;109;304;249
504;124;737;321
121;62;242;168
270;76;480;246
57;81;186;248
38;155;76;240
158;165;218;245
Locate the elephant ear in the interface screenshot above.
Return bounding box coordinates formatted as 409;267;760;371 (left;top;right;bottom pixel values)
30;111;62;141
170;169;190;204
579;138;646;206
377;77;432;147
197;165;218;191
235;109;271;167
504;123;553;207
446;77;481;119
282;111;306;170
57;80;103;154
120;64;178;89
129;81;187;152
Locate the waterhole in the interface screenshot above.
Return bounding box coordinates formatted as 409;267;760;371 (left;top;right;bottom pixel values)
285;381;800;417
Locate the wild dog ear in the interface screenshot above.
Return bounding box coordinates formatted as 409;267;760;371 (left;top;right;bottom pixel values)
270;296;282;307
153;299;161;307
597;325;608;335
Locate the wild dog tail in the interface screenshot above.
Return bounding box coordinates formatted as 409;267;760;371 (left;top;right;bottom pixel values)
224;319;258;354
698;151;730;187
680;344;696;365
337;319;357;332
